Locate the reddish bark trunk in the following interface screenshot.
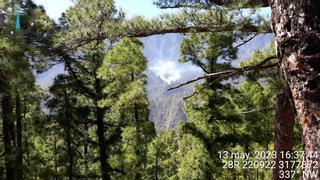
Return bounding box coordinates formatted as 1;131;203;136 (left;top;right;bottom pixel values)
272;90;295;180
271;0;320;178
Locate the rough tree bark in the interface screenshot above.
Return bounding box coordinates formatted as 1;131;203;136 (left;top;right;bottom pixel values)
271;0;320;177
272;90;295;180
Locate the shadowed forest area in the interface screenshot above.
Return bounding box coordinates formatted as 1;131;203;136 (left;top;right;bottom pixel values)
1;0;320;179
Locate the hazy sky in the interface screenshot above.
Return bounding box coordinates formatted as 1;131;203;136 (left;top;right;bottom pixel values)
32;0;73;21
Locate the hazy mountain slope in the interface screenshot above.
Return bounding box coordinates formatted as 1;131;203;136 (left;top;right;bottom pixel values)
146;71;193;130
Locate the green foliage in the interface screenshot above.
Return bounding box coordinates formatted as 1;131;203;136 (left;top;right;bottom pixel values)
146;130;178;180
175;132;212;179
54;0;124;51
123;4;270;38
153;0;266;8
99;38;147;107
16;86;48;179
99;38;156;179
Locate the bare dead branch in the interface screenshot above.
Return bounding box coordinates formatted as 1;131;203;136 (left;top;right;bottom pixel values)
183;85;206;100
168;55;277;91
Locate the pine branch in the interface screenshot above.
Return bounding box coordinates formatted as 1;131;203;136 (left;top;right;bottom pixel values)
157;3;213;9
54;24;269;55
53;9;271;54
222;33;259;60
195;61;209;74
168;56;277;91
155;0;270;9
211;0;269;7
233;33;258;49
126;23;271;38
84;139;99;146
40;62;63;72
61;54;96;98
240;107;274;114
183;85;206;100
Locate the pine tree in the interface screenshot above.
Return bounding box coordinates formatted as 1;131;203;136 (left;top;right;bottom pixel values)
46;75;80;179
175;31;240;179
53;1;125;178
99;38;156;179
146;130;178;180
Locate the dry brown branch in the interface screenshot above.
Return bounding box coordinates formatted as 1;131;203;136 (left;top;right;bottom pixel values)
168;55;277;91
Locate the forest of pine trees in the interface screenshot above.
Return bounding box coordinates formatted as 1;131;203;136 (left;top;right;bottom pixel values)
1;0;320;179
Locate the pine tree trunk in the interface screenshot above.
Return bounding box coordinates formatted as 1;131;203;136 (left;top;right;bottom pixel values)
64;90;73;180
66;121;73;180
132;72;142;180
15;92;23;180
243;143;249;179
155;149;159;180
272;90;295;180
95;78;110;180
97;105;109;180
23;101;30;169
2;93;16;180
84;121;89;175
54;136;58;180
271;0;320;178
